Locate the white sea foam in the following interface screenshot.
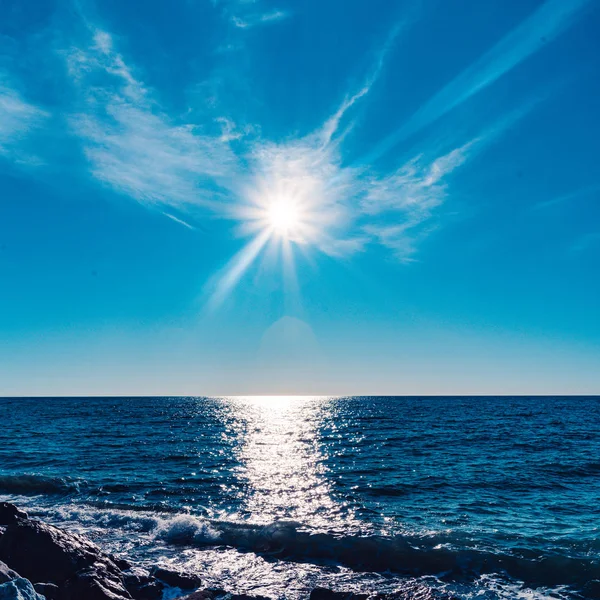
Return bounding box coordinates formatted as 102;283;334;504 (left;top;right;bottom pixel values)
477;574;573;600
153;513;222;545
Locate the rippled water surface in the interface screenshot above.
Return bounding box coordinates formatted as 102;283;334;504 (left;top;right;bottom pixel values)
1;396;600;598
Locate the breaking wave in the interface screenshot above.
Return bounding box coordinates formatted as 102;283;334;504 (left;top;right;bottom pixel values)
6;497;599;592
153;516;600;590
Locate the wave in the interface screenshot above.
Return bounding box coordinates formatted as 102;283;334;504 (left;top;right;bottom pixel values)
154;514;222;544
0;474;84;495
154;517;600;590
4;496;599;592
542;461;600;479
0;473;218;500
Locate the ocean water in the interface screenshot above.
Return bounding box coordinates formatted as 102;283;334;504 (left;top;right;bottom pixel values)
1;396;600;599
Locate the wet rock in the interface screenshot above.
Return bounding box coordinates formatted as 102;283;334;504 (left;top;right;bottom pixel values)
122;566;149;584
0;504;170;600
0;505;27;527
61;564;132;600
33;583;59;599
122;567;164;600
0;516;123;586
0;562;19;584
309;589;368;600
0;577;45;600
112;556;133;572
150;566;202;589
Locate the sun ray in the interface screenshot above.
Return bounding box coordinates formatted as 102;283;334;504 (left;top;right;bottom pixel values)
207;229;272;310
282;237;302;315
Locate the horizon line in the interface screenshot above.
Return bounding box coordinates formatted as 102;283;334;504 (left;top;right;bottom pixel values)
1;394;599;399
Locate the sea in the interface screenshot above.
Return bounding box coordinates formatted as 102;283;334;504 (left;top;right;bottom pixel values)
1;396;599;599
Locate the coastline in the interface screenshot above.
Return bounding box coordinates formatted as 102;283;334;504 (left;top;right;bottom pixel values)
0;502;445;600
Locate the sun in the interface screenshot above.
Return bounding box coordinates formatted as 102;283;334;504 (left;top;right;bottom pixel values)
268;198;299;236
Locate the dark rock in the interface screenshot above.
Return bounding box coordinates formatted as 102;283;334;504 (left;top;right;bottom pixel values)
0;515;136;599
61;564;131;600
310;590;368;600
122;567;164;600
113;557;133;572
33;582;60;599
0;562;19;584
122;566;149;587
0;505;27;527
150;566;202;589
0;577;44;599
0;517;122;585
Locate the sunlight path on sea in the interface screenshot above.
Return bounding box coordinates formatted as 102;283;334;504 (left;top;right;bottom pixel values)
222;396;356;531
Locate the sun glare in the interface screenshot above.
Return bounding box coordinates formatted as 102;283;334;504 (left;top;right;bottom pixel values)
209;163;330;307
268;198;299;235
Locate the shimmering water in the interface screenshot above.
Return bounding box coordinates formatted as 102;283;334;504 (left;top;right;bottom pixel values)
1;396;599;599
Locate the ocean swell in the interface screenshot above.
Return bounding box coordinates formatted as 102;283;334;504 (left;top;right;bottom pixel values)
154;517;600;590
0;474;84;495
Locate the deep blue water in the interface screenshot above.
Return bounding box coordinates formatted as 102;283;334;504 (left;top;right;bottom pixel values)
1;396;600;599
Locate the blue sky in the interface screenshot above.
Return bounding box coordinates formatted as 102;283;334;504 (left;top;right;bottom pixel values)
1;0;599;395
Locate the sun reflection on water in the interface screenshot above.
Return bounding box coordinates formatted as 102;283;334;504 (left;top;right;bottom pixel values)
223;396;353;531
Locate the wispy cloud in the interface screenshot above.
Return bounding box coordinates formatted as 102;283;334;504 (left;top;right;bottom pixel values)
355;102;535;261
531;184;600;211
362;0;592;164
66;30;240;210
62;23;393;257
361;143;473;217
231;10;289;29
61;20;528;266
359;143;473;261
320;20;405;146
163;212;196;230
570;232;600;255
226;22;407;258
0;81;48;161
233;97;525;263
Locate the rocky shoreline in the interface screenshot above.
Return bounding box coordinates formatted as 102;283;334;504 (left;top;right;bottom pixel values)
0;502;445;600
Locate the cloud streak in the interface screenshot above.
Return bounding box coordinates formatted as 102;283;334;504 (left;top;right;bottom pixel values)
532;184;600;211
231;10;289;29
362;0;591;164
0;81;47;160
320;20;406;146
